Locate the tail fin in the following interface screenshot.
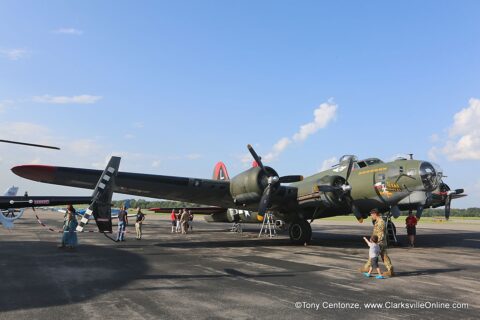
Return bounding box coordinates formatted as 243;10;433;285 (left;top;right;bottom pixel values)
212;162;230;181
3;186;18;197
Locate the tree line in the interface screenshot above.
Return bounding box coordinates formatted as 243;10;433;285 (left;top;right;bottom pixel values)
113;199;480;217
419;207;480;217
112;199;209;210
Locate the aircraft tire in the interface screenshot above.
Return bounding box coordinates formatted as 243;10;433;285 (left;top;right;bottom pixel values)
289;220;312;245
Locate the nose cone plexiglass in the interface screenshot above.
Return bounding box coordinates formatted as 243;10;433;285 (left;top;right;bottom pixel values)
419;162;441;192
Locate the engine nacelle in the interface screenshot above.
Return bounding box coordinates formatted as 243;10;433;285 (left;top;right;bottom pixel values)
230;166;278;206
317;175;347;207
298;175;347;210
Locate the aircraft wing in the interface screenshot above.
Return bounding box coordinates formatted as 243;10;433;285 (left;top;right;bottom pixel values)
12;165;234;208
0;196;92;210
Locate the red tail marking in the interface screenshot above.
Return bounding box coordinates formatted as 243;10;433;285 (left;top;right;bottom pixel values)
212;162;230;180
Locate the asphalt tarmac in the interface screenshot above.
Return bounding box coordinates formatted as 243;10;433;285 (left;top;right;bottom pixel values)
1;210;479;320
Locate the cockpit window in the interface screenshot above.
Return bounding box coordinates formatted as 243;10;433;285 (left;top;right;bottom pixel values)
357;158;384;168
357;161;367;168
365;158;383;165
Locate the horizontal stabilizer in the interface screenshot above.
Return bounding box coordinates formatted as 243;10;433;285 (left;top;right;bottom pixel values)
0;196;92;210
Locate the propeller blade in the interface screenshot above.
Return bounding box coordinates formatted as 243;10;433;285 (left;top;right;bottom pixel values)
279;175;303;183
247;144;267;174
0;139;60;150
445;195;451;220
345;157;354;182
258;184;272;216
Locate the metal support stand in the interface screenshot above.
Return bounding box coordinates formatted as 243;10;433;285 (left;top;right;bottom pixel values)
258;212;276;238
383;212;398;246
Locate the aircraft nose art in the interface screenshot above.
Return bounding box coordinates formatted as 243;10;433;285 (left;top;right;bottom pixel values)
11;165;56;183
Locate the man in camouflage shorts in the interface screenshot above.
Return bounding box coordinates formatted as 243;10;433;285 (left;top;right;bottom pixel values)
360;208;395;277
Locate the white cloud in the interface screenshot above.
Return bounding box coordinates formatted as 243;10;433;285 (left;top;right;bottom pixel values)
124;134;135;139
67;139;102;156
0;122;51;139
264;137;292;162
320;156;338;171
293;100;338;142
33;94;102;104
430;133;439;143
151;160;161;168
0;100;14;112
437;98;480;160
132;122;144;129
239;152;253;164
428;147;439;161
0;48;28;61
262;100;338;162
53;28;83;35
186;153;202;160
29;158;41;164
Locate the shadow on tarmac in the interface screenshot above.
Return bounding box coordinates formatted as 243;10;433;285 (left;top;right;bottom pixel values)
395;268;463;277
139;268;294;281
153;230;480;250
0;241;148;312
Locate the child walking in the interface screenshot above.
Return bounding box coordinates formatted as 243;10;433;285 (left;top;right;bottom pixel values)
363;235;385;279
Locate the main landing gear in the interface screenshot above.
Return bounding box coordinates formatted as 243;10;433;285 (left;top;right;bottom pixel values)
288;220;312;245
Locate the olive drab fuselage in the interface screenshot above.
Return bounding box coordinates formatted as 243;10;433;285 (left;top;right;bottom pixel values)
276;158;441;222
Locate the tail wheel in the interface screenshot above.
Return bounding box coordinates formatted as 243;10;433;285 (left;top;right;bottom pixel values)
289;220;312;245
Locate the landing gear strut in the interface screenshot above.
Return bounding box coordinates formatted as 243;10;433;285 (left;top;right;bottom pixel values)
288;220;312;245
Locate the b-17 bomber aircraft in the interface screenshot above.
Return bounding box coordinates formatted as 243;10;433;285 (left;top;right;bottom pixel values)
11;145;465;244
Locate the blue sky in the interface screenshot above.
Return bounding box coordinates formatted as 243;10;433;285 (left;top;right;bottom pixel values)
0;1;479;208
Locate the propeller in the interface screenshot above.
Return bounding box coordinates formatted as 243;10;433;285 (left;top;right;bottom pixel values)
444;189;463;220
439;184;464;220
342;157;362;221
0;139;60;150
247;144;303;216
445;194;451;220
